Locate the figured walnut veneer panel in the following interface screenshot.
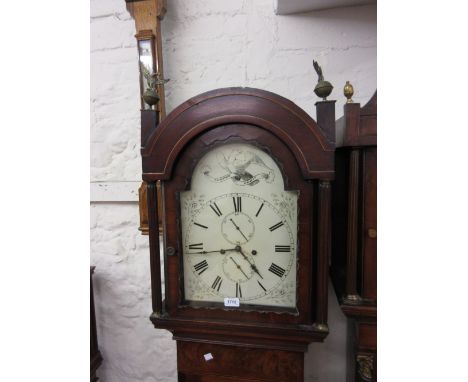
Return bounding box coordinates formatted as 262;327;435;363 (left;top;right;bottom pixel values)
177;341;303;382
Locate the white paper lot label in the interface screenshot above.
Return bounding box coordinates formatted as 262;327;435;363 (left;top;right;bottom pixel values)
204;353;213;361
224;297;240;307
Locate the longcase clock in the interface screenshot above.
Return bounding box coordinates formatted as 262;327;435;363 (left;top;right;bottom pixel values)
142;87;336;382
331;92;377;381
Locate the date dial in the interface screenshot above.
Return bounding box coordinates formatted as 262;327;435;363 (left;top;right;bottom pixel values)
222;251;255;283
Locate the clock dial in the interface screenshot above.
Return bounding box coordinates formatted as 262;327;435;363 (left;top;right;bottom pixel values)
181;143;298;309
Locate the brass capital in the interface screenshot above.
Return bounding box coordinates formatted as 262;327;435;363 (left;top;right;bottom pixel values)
357;354;374;381
312;323;329;333
343;294;362;305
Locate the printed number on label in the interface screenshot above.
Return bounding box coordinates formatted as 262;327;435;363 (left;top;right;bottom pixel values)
224;298;240;307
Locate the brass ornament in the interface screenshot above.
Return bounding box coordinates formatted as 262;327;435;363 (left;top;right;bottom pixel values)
313;60;333;100
141;65;170;108
343;294;362;305
357;354;374;382
151;311;169;319
344;80;354;103
368;228;377;238
312;323;329;332
143;88;159;107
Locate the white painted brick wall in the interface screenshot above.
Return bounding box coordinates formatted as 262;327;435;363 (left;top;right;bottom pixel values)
91;0;376;381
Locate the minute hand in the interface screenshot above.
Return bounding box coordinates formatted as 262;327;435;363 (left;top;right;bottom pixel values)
186;248;237;255
236;246;263;279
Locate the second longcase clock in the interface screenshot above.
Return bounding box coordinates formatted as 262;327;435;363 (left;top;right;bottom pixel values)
142;87;336;381
331;92;377;381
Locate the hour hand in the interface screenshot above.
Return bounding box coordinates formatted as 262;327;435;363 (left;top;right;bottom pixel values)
250;263;263;279
235;246;264;279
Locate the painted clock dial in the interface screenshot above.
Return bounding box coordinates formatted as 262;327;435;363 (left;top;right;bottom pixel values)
181;143;298;308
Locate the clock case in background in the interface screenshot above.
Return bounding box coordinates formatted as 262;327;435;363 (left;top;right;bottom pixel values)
141;88;336;382
331;93;377;382
90;266;102;382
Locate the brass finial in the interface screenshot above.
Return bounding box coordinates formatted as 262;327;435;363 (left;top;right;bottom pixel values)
141;65;170;108
344;81;354;103
313;60;333;100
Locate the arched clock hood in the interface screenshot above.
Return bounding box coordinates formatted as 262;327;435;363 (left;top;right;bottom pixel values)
141;87;335;181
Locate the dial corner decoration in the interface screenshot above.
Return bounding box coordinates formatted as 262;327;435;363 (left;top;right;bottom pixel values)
181;143;298;309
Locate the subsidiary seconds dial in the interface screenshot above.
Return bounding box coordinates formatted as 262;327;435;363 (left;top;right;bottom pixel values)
183;193;296;306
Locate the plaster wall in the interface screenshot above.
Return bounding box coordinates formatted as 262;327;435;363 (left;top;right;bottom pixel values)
91;0;376;381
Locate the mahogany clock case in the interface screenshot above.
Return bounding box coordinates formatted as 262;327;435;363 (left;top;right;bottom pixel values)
331;93;377;381
331;93;376;305
141;88;336;351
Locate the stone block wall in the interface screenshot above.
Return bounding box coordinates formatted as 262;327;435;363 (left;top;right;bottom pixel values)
91;0;376;380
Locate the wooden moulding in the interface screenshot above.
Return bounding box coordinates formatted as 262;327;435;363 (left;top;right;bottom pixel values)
314;180;331;330
147;181;163;314
138;180;163;235
139;110;161;235
125;0;167;22
344;148;360;303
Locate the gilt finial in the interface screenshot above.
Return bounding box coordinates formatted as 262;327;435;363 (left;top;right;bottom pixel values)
343;81;354;103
